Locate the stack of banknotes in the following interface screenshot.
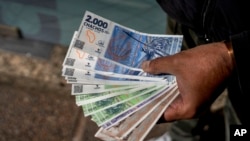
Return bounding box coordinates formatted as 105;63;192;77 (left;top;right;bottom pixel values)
62;11;183;141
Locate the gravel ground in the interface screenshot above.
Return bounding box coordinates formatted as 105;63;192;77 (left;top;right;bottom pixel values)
0;44;81;141
0;83;78;141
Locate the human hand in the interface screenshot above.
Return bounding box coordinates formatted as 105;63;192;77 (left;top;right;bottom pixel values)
141;42;234;121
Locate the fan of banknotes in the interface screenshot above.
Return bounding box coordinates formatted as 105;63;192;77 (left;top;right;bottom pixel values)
62;10;183;141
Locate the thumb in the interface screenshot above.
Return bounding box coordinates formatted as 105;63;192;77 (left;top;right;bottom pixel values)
164;93;197;121
141;57;175;74
163;94;184;121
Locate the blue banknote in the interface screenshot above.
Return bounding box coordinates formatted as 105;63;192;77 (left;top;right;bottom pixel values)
73;11;183;82
104;25;182;68
93;25;183;82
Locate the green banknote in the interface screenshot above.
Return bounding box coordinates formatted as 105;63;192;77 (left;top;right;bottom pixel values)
90;85;166;126
82;85;158;116
75;84;154;106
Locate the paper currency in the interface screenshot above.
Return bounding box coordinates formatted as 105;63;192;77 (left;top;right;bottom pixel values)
61;10;183;141
95;85;173;129
65;77;169;85
71;84;139;95
75;85;158;106
63;31;171;83
63;31;177;84
94;84;178;140
81;85;159;116
62;66;167;82
76;11;182;71
127;88;179;141
90;85;166;126
73;11;182;84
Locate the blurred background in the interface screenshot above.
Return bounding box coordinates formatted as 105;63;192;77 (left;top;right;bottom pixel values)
0;0;166;46
0;0;169;141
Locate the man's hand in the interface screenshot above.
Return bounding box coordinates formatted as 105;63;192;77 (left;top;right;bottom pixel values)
141;42;234;121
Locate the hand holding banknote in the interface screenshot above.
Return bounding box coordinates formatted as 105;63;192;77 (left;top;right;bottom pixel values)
142;42;234;121
62;10;184;141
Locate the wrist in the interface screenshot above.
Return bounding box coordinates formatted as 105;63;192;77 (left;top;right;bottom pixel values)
223;40;236;69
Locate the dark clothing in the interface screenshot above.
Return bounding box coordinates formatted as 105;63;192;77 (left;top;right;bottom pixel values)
157;0;250;125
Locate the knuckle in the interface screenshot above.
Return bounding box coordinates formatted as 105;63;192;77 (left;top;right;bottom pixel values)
148;59;160;73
